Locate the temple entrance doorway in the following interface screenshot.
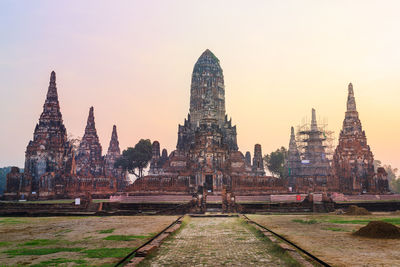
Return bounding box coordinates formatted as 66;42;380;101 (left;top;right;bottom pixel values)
205;175;213;193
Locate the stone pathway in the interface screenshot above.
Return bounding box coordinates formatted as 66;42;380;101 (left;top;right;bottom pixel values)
144;217;288;266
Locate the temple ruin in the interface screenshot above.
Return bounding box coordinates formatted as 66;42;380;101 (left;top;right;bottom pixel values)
287;84;389;194
129;49;283;194
3;51;391;199
331;83;389;194
287;108;332;193
4;72;126;200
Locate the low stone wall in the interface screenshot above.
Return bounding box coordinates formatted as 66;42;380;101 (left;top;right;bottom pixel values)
0;201;101;216
0;200;193;216
127;176;191;193
231;176;287;194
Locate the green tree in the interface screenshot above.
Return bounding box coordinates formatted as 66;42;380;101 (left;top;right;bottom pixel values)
115;139;152;178
391;178;400;193
384;164;399;193
264;147;288;178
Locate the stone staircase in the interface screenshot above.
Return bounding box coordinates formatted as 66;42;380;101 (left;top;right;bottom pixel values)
205;202;222;213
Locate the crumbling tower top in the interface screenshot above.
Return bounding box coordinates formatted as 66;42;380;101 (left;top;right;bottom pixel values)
107;125;120;156
40;71;63;125
347;83;357;112
189;49;226;127
343;83;362;135
311;108;318;131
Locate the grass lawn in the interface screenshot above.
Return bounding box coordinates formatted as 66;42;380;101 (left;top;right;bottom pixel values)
0;215;178;266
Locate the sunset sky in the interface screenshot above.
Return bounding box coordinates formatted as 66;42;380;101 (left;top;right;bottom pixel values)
1;1;399;171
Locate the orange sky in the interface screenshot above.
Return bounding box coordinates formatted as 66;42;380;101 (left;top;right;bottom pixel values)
0;1;399;171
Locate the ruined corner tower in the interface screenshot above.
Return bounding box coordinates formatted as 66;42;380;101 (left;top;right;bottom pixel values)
75;107;104;177
24;71;74;192
332;83;387;194
287;126;301;187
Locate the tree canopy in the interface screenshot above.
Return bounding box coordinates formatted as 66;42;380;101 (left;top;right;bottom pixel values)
374;160;399;193
264;147;288;178
114;139;152;178
383;164;399;193
0;167;12;194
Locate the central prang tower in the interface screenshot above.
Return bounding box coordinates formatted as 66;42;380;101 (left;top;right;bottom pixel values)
137;49;284;194
177;49;238;152
189;49;226;126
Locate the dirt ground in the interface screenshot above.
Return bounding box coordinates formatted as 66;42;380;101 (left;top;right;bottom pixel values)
0;216;178;266
249;213;400;267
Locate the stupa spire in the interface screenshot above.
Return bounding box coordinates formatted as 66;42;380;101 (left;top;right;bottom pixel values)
50;70;56;82
289;126;296;146
85;107;96;133
311;108;318;131
252;144;265;175
287;126;301;184
104;124;121;179
39;71;63;126
346;83;357;112
288;126;300;157
107;125;120;155
76;106;103;177
342;83;362;134
45;71;58;103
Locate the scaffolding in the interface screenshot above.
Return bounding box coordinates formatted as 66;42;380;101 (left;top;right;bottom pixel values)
295;116;335;162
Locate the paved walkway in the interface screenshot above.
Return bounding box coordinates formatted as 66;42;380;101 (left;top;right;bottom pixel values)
146;217;287;266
